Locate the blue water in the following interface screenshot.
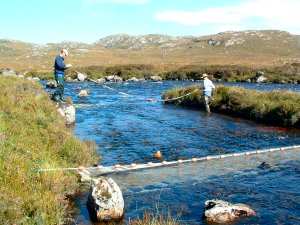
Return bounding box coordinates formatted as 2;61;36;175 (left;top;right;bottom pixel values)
45;81;300;224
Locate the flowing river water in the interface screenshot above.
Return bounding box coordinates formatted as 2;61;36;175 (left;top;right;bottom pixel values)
50;81;300;224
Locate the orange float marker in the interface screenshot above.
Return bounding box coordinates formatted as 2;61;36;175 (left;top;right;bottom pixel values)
78;166;85;170
192;158;197;162
178;159;183;163
256;150;261;154
233;153;238;157
115;164;121;168
131;163;137;168
97;165;104;170
206;156;212;160
245;152;250;156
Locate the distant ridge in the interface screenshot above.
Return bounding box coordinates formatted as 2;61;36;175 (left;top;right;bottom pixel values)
1;30;300;70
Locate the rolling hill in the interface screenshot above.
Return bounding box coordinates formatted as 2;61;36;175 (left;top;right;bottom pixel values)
0;30;300;72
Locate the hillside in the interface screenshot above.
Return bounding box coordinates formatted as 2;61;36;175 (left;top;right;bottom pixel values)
0;30;300;72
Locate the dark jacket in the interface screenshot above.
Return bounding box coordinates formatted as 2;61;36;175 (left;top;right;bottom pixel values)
54;55;66;74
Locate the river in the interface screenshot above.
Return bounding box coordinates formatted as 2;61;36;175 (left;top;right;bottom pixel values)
51;81;300;224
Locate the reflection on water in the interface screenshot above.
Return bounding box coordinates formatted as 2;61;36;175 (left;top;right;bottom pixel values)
43;81;300;224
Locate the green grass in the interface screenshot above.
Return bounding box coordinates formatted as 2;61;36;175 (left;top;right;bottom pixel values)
163;85;300;128
0;76;100;224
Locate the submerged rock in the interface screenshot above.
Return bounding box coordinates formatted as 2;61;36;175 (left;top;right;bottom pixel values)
78;90;89;97
87;177;124;222
203;199;256;223
57;102;76;125
258;161;271;170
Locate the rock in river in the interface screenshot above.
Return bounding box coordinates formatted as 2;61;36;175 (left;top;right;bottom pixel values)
203;199;256;223
87;177;124;222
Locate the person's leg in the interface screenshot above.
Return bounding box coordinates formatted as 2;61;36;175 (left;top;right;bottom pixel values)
53;73;65;102
204;96;210;113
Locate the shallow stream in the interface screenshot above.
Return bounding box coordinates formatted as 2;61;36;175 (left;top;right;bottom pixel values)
47;81;300;224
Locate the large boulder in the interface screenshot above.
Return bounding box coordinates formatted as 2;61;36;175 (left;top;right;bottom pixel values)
203;199;256;223
87;177;124;222
150;75;162;82
57;103;75;125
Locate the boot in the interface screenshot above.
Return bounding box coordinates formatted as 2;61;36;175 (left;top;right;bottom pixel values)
59;95;67;103
51;93;61;102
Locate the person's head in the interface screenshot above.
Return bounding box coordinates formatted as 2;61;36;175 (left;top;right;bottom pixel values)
201;73;208;79
60;49;69;58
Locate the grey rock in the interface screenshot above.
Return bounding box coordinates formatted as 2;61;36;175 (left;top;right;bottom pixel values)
46;81;57;89
57;103;76;125
105;75;123;82
150;75;162;82
256;75;268;83
87;177;124;222
78;90;89;98
203;199;256;223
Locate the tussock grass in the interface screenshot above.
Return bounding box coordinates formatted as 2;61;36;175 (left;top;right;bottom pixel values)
129;207;180;225
0;76;100;224
163;85;300;128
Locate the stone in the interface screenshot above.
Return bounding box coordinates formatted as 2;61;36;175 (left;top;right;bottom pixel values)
57;103;76;125
96;78;106;84
77;72;87;81
46;81;57;89
203;199;256;223
78;90;89;97
105;75;123;82
256;75;267;83
127;77;139;82
2;69;16;76
65;77;73;82
87;177;124;222
150;75;162;82
31;77;40;82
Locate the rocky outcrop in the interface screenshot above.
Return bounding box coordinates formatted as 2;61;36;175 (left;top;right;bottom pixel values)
203;199;256;223
87;177;124;222
57;102;75;125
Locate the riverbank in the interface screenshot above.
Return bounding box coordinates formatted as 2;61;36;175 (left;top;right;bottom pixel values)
4;62;300;84
162;85;300;128
0;76;100;224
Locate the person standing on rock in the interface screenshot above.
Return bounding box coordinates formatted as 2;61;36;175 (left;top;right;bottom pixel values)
202;73;215;113
52;49;72;102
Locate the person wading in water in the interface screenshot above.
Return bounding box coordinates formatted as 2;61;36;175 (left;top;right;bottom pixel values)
202;73;215;113
52;49;72;102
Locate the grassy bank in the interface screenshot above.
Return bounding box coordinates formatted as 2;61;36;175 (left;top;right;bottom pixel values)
0;76;100;224
162;85;300;128
18;62;300;84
